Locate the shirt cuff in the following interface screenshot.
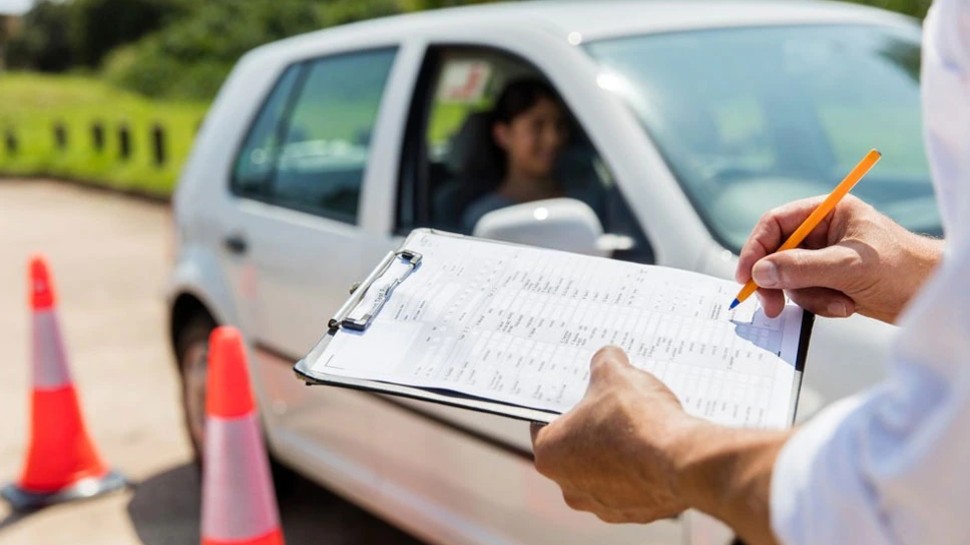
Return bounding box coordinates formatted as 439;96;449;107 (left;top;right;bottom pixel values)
768;395;866;545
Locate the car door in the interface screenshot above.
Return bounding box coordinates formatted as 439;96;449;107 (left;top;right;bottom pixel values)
221;46;404;470
393;42;657;455
374;42;684;545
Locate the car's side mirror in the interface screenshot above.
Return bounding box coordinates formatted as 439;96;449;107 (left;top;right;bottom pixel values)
471;198;633;257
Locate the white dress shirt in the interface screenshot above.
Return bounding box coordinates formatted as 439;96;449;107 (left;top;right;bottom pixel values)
770;1;970;543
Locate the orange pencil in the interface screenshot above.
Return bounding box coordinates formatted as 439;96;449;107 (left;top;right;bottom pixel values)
729;148;882;310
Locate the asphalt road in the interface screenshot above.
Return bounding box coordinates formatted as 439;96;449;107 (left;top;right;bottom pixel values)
0;179;424;545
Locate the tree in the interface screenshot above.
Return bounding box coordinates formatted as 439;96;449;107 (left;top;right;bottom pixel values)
4;0;73;72
69;0;187;68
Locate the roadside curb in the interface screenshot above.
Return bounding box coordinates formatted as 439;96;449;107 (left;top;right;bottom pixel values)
0;175;171;206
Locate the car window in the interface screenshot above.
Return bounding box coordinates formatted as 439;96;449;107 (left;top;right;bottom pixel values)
269;48;397;223
231;64;303;198
399;46;655;263
587;25;939;252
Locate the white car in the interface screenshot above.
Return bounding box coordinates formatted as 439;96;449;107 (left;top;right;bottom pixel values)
168;2;937;543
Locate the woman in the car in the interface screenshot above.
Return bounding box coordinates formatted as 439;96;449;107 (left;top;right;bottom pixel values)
461;78;571;232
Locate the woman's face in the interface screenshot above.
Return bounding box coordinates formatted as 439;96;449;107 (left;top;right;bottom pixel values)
494;97;568;180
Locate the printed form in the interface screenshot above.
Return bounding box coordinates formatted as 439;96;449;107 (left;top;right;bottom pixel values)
312;232;805;429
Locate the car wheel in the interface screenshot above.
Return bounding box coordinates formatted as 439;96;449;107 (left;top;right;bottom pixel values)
174;313;297;493
175;313;216;463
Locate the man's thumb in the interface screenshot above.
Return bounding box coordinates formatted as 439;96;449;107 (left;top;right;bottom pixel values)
589;346;632;383
752;246;859;291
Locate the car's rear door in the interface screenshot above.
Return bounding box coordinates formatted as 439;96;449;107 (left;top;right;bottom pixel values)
220;43;414;479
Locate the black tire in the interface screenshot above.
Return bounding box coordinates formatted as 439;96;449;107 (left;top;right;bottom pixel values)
175;313;215;464
173;313;296;495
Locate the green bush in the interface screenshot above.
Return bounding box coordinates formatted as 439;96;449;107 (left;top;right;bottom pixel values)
104;38;230;101
4;0;74;71
104;0;403;101
69;0;186;68
4;0;185;71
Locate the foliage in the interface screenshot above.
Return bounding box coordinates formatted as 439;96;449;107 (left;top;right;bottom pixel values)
69;0;186;68
4;1;73;72
845;0;932;18
4;0;184;71
103;0;404;100
0;72;207;196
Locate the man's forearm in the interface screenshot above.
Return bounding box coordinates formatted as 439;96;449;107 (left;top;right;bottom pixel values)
668;421;792;545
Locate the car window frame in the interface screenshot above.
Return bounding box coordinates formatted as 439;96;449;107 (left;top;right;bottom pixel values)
395;42;657;264
396;46;442;234
397;43;571;234
229;45;400;226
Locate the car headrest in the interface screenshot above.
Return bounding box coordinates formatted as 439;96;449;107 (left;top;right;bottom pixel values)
445;110;498;178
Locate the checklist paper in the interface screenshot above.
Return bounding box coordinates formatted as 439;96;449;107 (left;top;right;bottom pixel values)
305;230;809;429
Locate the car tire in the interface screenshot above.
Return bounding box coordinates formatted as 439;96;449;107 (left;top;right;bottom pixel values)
175;313;213;465
174;313;297;495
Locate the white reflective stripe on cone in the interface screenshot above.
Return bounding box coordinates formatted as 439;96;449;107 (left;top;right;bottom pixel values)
32;311;73;390
201;412;280;542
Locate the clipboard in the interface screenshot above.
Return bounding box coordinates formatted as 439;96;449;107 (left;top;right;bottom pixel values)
329;248;423;331
295;230;565;423
294;229;814;426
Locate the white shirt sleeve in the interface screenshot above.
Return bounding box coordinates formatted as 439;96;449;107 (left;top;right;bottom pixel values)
770;1;970;543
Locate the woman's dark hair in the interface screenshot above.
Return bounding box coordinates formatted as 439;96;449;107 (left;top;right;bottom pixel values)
460;77;564;187
491;77;561;126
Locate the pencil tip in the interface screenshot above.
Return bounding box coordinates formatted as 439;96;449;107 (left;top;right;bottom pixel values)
728;298;740;311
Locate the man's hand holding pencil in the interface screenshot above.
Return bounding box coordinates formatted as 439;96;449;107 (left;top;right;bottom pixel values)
736;194;944;324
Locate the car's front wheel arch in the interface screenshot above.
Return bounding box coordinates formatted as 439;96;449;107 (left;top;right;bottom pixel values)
170;298;297;493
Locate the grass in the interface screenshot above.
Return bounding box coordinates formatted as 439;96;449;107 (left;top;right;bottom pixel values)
0;72;477;197
0;72;209;198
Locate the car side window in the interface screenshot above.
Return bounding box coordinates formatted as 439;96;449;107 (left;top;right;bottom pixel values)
269;48;397;223
398;46;655;263
231;64;303;198
232;48;397;222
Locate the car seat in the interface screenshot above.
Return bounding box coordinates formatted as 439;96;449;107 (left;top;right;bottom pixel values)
432;111;502;232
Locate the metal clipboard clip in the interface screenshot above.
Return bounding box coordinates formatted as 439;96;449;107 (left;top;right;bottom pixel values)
328;249;423;332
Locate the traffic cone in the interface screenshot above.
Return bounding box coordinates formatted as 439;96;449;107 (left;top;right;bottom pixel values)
201;326;284;545
1;255;126;510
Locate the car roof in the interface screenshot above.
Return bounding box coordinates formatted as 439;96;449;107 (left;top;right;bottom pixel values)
255;0;915;58
414;0;912;39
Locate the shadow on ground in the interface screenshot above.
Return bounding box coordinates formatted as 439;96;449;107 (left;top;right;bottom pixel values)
0;508;30;533
127;463;425;545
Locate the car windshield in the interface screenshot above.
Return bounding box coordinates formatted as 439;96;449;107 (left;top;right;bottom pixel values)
586;24;941;252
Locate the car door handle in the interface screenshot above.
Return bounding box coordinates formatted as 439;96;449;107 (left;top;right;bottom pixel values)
223;233;248;255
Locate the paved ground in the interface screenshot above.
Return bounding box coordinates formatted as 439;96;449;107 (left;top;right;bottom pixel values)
0;179;424;545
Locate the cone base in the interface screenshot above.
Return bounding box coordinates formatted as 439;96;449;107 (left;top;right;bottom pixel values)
1;469;127;511
203;527;285;545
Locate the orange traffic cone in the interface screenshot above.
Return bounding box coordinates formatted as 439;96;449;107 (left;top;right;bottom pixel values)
201;327;284;545
2;255;126;510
